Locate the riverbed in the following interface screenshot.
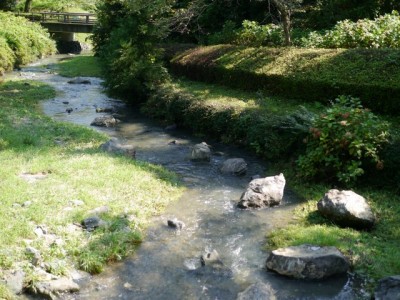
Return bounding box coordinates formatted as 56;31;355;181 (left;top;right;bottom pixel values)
12;56;363;299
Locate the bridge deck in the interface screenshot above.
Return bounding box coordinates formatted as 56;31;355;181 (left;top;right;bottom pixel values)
16;11;97;25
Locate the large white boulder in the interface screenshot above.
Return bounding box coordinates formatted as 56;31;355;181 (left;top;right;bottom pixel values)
317;189;375;229
238;173;285;209
266;244;349;280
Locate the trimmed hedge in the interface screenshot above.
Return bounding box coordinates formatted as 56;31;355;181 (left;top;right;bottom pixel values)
169;45;400;114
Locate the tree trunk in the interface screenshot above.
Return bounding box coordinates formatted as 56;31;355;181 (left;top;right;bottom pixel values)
270;0;292;46
24;0;32;12
281;9;291;46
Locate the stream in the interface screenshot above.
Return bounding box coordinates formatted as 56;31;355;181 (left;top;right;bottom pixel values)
11;56;365;299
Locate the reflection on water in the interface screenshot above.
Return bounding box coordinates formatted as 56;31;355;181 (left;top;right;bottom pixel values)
12;56;366;299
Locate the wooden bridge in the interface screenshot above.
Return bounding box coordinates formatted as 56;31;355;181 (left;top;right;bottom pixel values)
17;12;97;34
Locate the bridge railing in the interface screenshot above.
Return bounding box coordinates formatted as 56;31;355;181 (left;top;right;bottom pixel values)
16;12;97;25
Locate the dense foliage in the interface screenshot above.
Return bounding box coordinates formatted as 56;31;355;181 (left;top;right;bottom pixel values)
303;11;400;48
0;12;55;73
297;96;389;184
92;0;172;100
13;0;97;12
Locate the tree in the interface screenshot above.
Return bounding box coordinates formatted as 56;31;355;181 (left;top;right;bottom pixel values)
92;0;173;100
0;0;17;11
269;0;302;46
24;0;32;12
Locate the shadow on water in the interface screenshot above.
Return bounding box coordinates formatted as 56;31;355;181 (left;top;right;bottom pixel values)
12;56;366;300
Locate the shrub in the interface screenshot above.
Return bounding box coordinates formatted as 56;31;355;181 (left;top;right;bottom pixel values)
297;96;389;184
92;0;171;100
208;20;284;47
0;12;55;70
303;11;400;49
142;82;314;160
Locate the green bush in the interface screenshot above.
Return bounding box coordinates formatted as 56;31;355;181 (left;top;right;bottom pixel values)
297;96;389;184
92;0;171;100
234;20;283;47
208;20;284;47
0;12;55;70
303;11;400;49
0;36;14;74
142;82;314;160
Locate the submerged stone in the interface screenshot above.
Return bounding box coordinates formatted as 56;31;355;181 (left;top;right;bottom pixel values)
220;158;247;176
374;275;400;300
237;282;276;300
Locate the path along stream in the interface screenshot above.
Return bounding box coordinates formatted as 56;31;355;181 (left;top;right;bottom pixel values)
11;56;364;299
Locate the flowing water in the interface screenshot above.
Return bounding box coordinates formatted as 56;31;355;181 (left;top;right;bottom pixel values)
11;56;366;299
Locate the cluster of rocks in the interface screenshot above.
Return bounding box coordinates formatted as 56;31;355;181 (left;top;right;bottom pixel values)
183;146;394;297
1;223;87;299
1;202;126;298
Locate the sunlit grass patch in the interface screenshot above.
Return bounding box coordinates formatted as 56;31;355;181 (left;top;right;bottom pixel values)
0;79;183;279
57;55;102;78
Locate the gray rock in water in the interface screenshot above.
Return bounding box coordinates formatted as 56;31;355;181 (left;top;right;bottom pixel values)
266;244;349;280
67;77;91;84
167;218;184;230
191;142;211;161
4;269;25;295
100;138;136;158
238;173;285;209
200;249;223;267
374;275;400;300
90;116;120;127
237;282;276;300
197;249;233;278
95;107;114;113
317;189;375;230
375;275;400;300
220;158;247;176
34;277;80;299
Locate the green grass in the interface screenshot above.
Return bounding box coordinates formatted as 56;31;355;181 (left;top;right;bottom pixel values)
0;79;183;291
265;166;400;291
57;55;102;78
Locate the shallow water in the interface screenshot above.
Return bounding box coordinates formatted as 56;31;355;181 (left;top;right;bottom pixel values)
12;56;366;299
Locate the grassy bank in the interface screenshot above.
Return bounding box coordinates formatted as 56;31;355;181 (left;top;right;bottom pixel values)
0;78;183;296
170;45;400;114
